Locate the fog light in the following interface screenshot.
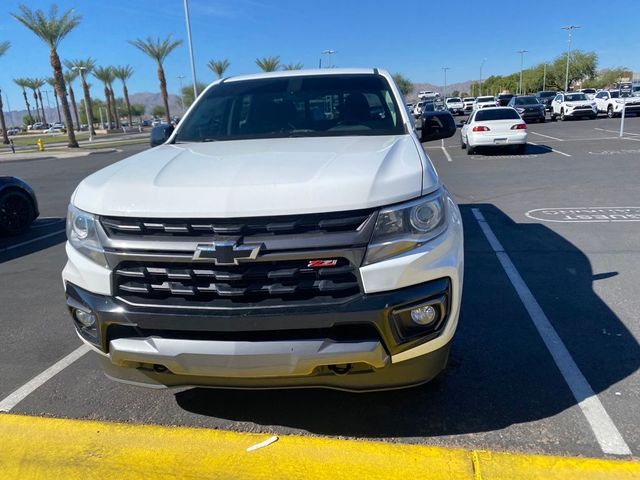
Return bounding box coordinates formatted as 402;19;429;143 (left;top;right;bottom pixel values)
410;305;437;325
74;308;96;328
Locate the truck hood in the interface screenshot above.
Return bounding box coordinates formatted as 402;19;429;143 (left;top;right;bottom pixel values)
73;135;432;218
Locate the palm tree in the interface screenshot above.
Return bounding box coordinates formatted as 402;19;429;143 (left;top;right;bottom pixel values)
63;69;81;131
25;78;43;123
282;62;304;71
129;35;182;123
255;56;280;72
113;65;134;127
13;78;34;125
93;66;115;129
12;4;80;147
46;77;62;123
208;59;230;79
0;41;10;144
64;58;95;135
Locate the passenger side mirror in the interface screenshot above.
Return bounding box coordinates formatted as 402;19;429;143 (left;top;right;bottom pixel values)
420;111;457;142
150;124;175;147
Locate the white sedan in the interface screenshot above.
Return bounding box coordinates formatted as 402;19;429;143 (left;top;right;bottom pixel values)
460;107;527;155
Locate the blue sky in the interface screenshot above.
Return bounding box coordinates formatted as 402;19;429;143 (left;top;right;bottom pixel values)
0;0;639;110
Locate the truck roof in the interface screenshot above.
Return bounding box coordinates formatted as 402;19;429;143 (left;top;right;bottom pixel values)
223;68;383;84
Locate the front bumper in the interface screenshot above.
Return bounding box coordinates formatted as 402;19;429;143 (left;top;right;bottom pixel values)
564;108;597;117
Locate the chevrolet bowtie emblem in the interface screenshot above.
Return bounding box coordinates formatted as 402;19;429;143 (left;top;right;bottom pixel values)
192;241;263;265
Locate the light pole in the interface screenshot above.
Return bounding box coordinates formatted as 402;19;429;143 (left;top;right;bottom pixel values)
543;63;547;91
177;75;186;113
442;67;450;97
322;50;336;68
72;66;93;141
479;58;486;96
561;25;580;92
517;50;528;95
183;0;198;100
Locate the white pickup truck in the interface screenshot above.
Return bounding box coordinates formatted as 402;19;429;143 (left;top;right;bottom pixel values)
63;68;463;392
594;90;640;118
445;97;465;115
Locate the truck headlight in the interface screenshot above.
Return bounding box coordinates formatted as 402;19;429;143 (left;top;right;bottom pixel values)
66;204;107;266
364;189;448;265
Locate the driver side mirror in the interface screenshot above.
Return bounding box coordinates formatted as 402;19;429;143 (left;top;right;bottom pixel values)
420;111;457;142
150;124;175;147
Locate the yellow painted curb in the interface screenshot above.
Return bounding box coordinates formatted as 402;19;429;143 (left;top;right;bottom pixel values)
0;413;638;479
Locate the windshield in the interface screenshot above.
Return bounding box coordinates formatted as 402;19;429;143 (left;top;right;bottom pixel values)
475;108;520;121
581;89;596;94
538;91;556;98
565;93;588;102
515;97;539;105
447;98;462;103
477;96;495;102
175;74;404;142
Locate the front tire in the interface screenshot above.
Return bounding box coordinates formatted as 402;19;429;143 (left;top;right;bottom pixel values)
607;105;616;118
467;145;475;155
460;135;467;149
560;109;566;121
0;190;35;236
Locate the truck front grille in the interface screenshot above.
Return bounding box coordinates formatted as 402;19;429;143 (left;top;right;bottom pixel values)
101;209;373;238
114;258;361;307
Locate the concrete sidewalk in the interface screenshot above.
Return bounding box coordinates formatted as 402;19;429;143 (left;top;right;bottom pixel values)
0;147;120;162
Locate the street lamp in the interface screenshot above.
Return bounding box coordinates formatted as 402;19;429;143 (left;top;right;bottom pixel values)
442;67;450;97
322;50;336;68
561;25;580;92
177;75;186;113
543;63;547;91
479;58;486;96
183;0;198;99
72;65;93;141
517;50;528;95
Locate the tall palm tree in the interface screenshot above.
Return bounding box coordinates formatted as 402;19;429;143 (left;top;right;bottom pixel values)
63;69;81;131
113;65;134;127
93;66;115;129
129;35;182;123
46;77;62;123
282;62;304;71
208;59;230;79
0;41;10;144
255;56;280;72
64;58;95;135
13;78;33;125
12;4;80;147
25;78;43;123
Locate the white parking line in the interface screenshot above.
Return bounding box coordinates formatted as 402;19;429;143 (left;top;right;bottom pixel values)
530;131;564;141
595;127;640;136
441;139;453;162
0;229;66;253
0;344;90;412
528;141;571;157
471;208;631;456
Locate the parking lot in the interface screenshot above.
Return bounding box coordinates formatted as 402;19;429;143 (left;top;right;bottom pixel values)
1;115;639;460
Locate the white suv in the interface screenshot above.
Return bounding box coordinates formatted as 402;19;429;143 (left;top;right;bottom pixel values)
551;92;597;120
594;90;640;118
63;68;463;392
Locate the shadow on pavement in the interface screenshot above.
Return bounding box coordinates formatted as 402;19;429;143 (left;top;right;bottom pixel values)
175;204;639;438
0;218;66;264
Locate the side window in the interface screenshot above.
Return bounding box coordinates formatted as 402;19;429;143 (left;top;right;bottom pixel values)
554;95;562;102
595;92;603;99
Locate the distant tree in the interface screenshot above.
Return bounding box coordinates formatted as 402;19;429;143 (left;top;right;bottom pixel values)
63;70;81;131
12;4;81;147
64;58;96;134
22;114;32;126
585;68;630;89
282;62;304;70
0;41;10;144
392;73;413;96
152;105;166;117
451;90;460;97
460;91;469;98
129;35;183;123
46;77;62;123
14;78;34;125
181;81;207;108
130;103;145;117
208;59;230;78
93;66;116;128
544;50;597;91
113;65;134;127
255;56;280;72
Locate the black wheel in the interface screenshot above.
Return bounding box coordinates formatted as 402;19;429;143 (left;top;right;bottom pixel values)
607;105;615;118
460;135;466;149
560;109;566;121
550;113;557;122
467;145;475;155
0;190;35;236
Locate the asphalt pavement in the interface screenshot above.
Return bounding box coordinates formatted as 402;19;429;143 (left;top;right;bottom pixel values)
0;116;639;460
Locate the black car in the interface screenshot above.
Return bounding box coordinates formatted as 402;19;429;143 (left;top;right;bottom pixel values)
507;96;546;123
0;176;39;235
535;91;557;111
496;94;514;106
